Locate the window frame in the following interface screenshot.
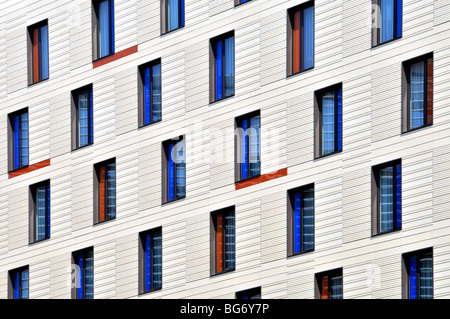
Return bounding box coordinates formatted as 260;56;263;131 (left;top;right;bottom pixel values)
371;0;402;47
210;206;236;276
287;1;315;77
71;84;93;151
8;266;29;299
7;108;29;172
314;268;343;299
209;31;235;103
29;179;51;244
234;110;261;183
71;247;94;299
162;135;186;204
236;286;261;299
401;53;433;133
138;59;162;128
287;184;315;257
160;0;185;35
371;159;402;236
92;0;115;61
27;19;49;85
314;83;343;159
138;227;163;294
93;158;116;224
402;247;433;299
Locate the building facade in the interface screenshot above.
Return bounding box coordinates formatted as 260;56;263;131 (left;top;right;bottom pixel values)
1;0;450;299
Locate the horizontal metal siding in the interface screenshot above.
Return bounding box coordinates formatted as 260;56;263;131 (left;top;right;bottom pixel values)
115;66;137;137
69;1;91;71
114;0;138;53
0;0;449;300
260;9;285;87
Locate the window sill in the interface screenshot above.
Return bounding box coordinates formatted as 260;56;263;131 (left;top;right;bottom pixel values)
287;66;314;78
93;52;115;63
161;25;184;37
8;164;29;173
162;195;186;206
210;268;235;278
29;237;50;246
236;173;261;184
235;168;287;190
401;123;432;135
93;217;116;226
371;37;402;49
28;77;49;87
210;93;235;105
8;159;51;179
92;45;138;69
287;248;314;258
138;287;162;296
314;149;342;161
371;229;401;238
72;143;93;153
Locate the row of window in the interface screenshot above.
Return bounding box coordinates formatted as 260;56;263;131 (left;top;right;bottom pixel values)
7;239;433;299
9;48;433;173
22;156;405;244
27;0;406;86
26;0;251;86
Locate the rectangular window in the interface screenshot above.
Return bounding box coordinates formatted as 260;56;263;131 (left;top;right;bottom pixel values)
314;84;343;158
138;59;162;127
94;159;116;224
287;1;314;76
210;31;235;102
162;136;186;203
210;206;235;276
161;0;184;34
72;248;94;299
27;20;49;85
236;287;261;299
402;53;433;132
372;0;402;46
8;108;29;171
287;184;314;256
71;84;93;150
29;180;50;243
92;0;114;60
235;111;260;182
139;227;162;294
315;268;343;299
8;266;29;299
372;160;401;235
402;248;433;299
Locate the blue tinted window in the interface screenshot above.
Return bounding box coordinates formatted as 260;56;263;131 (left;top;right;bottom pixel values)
213;33;234;101
10;110;29;170
142;228;162;293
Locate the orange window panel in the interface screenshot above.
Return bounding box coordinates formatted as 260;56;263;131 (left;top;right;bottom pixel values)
33;28;39;83
216;213;223;273
99;165;106;222
321;276;328;299
293;10;301;74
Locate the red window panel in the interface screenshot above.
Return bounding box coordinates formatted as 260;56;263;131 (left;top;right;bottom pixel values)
322;276;329;299
99;165;106;222
216;212;223;273
33;28;39;83
293;10;300;74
